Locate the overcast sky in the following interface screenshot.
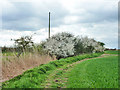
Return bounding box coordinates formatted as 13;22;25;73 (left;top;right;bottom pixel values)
0;0;119;48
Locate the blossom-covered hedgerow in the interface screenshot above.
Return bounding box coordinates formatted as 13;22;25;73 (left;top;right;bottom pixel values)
42;32;105;59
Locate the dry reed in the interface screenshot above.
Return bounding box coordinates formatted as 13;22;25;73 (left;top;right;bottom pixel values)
1;53;56;82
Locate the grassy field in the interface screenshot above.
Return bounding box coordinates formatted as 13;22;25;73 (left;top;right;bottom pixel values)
2;51;118;88
104;50;118;54
66;56;118;88
39;55;118;88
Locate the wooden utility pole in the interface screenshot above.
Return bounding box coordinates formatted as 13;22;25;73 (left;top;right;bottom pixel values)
49;12;50;39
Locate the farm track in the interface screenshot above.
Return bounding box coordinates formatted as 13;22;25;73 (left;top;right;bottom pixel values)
42;54;117;88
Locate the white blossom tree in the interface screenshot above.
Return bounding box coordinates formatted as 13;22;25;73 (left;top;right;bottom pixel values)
42;32;105;59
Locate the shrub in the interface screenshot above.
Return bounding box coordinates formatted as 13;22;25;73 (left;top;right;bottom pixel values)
42;32;105;59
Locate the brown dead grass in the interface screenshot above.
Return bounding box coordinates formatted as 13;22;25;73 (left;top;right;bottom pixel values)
1;53;56;82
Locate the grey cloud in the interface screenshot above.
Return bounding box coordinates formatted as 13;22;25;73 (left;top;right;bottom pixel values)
70;1;118;24
2;2;35;21
76;8;117;24
2;0;118;31
2;1;69;31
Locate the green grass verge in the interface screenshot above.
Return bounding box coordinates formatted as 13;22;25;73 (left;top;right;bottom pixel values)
66;56;118;88
2;52;17;56
104;50;118;54
2;52;103;88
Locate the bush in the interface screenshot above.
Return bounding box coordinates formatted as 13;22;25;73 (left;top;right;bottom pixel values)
42;32;105;59
43;32;75;59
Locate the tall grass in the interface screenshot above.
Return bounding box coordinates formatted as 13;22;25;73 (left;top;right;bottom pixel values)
1;51;56;82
